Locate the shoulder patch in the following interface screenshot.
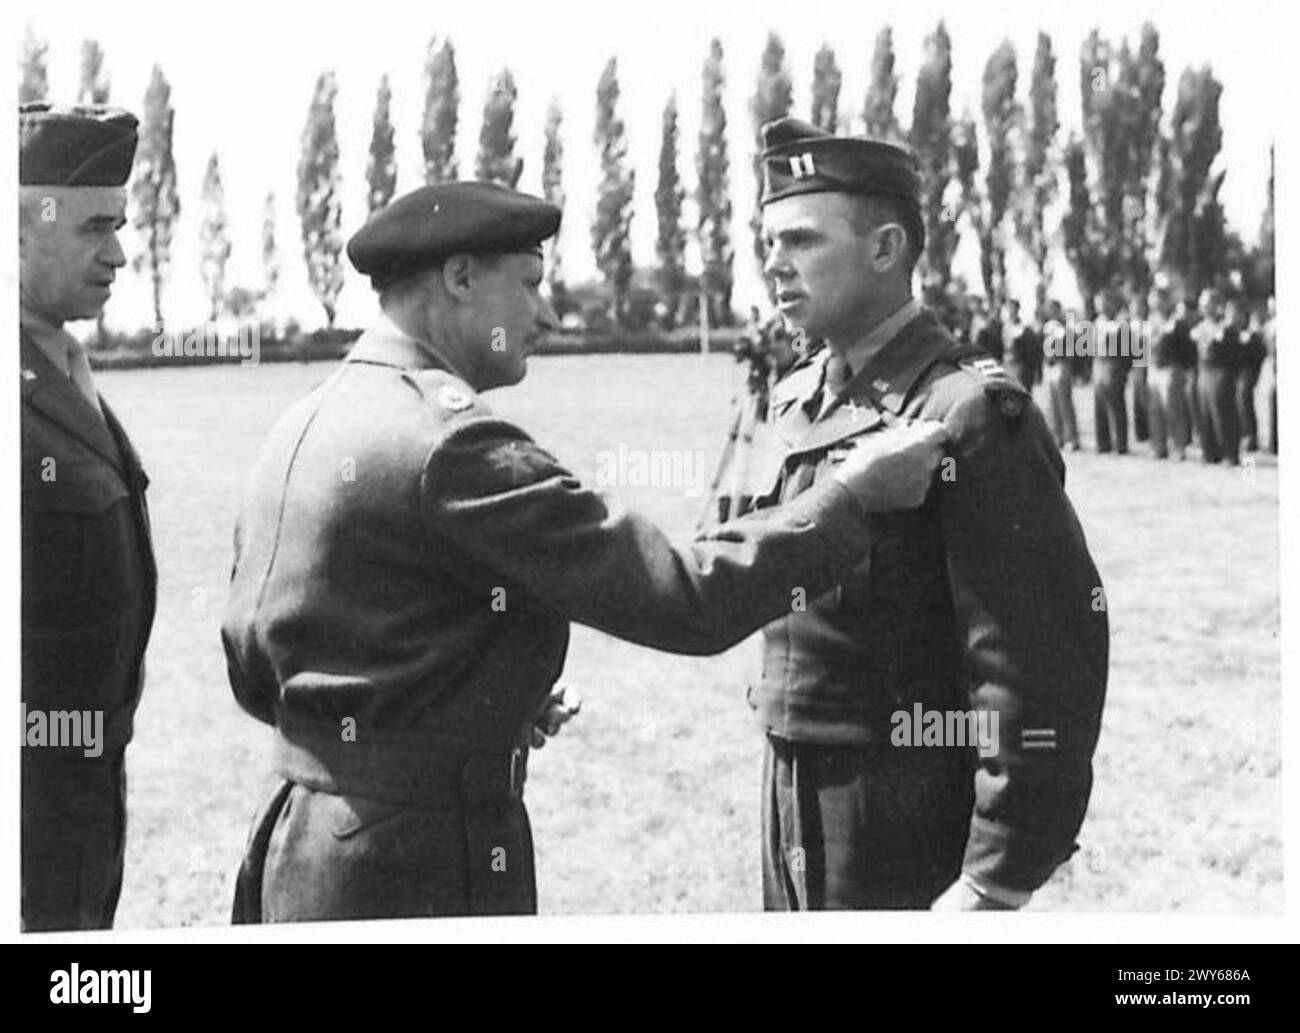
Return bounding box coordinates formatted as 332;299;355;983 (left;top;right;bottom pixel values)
954;354;1030;424
986;384;1027;421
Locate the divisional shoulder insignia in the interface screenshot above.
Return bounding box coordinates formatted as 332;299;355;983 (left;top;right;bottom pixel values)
437;385;473;413
986;384;1027;421
20;368;37;382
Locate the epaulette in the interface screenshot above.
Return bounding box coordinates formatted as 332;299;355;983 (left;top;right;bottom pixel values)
411;368;481;417
949;345;1030;423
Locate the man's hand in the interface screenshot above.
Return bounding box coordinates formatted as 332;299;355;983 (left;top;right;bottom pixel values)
517;684;582;749
931;878;1018;911
832;420;949;512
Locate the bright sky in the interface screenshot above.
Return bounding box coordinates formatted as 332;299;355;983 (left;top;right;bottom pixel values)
15;0;1277;330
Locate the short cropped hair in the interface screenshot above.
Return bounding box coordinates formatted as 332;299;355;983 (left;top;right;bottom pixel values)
847;194;922;274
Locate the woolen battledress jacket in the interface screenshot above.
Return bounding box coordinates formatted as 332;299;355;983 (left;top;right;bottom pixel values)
221;322;876;807
746;308;1110;894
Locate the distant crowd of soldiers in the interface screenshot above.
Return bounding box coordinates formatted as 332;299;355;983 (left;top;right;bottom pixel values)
744;284;1278;464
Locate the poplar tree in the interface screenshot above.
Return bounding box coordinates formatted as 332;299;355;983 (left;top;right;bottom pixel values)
198;153;232;320
131;65;180;326
591;57;636;324
366;74;397;214
421;37;459;184
654;93;688;327
297;71;345;328
698;38;735;326
476;68;523;187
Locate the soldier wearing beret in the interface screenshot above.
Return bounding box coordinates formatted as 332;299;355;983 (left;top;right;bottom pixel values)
222;180;948;921
748;118;1109;910
18;104;156;931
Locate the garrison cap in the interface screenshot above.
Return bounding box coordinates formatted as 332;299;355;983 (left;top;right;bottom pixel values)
760;117;925;254
19;103;139;187
347;181;561;290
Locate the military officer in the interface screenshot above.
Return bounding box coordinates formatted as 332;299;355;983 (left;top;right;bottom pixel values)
223;180;947;922
19;104;156;931
751;118;1109;910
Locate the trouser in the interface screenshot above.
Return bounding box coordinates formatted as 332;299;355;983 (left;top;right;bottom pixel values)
234;753;537;922
1186;367;1202;444
1146;366;1191;459
1131;365;1150;442
1196;365;1240;465
21;748;127;932
1093;361;1129;453
761;734;974;910
1045;363;1079;448
1236;369;1261;451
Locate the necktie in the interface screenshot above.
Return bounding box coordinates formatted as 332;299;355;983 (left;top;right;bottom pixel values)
819;351;852;417
64;335;105;418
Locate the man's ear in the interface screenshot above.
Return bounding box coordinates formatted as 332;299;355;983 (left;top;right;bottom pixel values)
440;253;476;302
871;223;906;271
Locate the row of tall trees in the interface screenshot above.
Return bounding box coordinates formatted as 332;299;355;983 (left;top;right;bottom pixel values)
20;24;1272;332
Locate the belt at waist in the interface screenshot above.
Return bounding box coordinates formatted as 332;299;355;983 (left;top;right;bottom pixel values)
274;722;527;810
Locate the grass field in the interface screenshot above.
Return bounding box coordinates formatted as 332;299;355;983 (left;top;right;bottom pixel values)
98;352;1280;927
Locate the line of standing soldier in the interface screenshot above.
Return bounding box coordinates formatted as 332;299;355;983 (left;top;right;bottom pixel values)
955;288;1276;463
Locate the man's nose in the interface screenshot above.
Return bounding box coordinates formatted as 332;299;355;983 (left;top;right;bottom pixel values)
102;231;127;269
537;293;560;333
762;242;787;281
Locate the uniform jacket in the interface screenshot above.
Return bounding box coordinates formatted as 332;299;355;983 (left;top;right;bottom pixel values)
746;307;1109;893
1193;321;1242;371
20;330;156;754
1151;318;1197;370
221;322;874;804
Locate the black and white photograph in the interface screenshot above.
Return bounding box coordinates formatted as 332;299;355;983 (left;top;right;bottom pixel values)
5;0;1292;961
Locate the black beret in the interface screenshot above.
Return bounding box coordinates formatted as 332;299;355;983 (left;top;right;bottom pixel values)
19;103;139;187
347;181;561;290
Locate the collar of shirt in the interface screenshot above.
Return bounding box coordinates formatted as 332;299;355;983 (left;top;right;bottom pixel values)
840;298;922;379
20;315;77;376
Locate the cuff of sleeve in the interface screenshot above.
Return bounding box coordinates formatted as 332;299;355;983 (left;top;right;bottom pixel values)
961;872;1032;909
962;814;1078;894
783;478;875;571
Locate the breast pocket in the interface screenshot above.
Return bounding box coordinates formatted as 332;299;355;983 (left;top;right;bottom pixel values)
22;461;130;616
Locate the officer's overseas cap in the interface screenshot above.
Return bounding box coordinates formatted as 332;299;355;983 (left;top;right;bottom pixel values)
348;181;561;290
20;103;139;187
759;117;925;253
